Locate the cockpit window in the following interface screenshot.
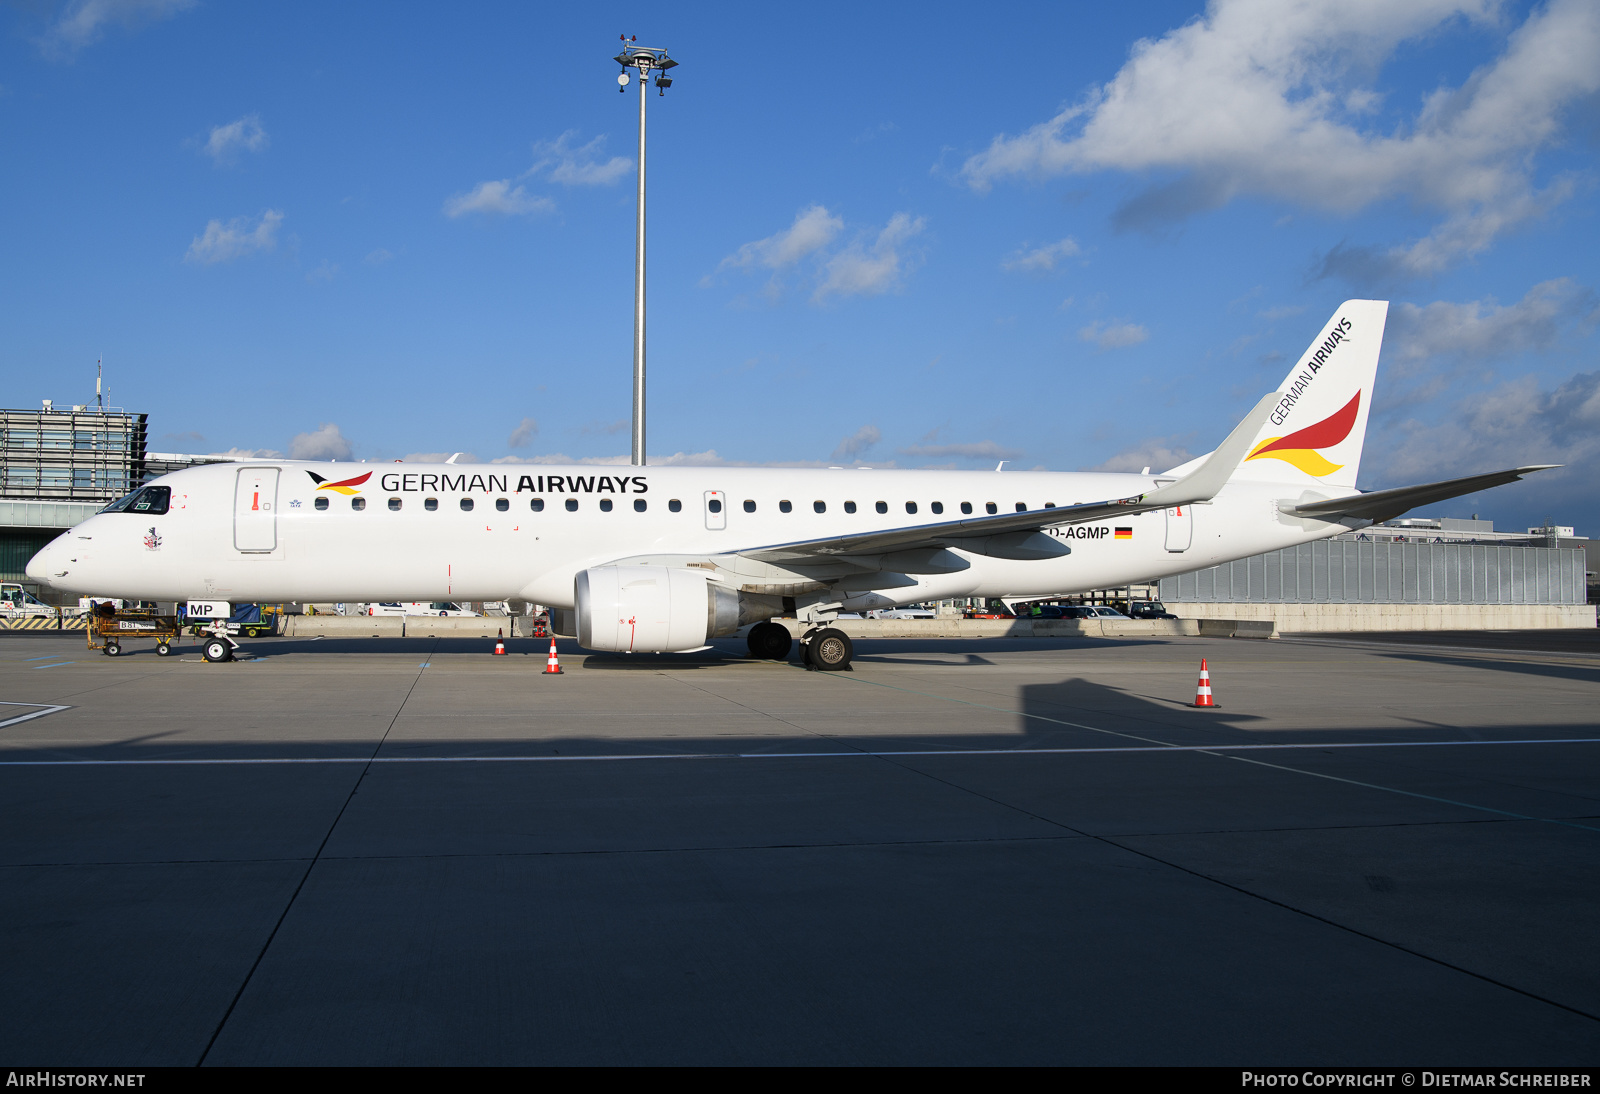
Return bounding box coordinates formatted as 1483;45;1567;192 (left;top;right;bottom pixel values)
103;486;170;515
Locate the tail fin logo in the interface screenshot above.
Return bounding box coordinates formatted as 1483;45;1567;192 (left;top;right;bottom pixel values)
306;470;372;495
1245;392;1360;477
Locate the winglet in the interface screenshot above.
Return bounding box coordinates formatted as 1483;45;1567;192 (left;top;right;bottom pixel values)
1140;393;1280;509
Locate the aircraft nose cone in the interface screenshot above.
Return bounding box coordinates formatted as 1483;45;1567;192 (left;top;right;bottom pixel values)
25;540;58;586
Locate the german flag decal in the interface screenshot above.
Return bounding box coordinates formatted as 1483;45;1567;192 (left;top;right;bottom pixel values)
1114;527;1133;540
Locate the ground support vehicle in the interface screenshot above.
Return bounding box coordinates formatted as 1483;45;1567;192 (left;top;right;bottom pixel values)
186;603;275;638
87;606;184;657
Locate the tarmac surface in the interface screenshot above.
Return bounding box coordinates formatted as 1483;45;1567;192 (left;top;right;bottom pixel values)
2;627;1598;1066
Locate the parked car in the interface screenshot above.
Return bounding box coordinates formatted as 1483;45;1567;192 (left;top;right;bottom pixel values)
366;602;480;617
1127;602;1178;620
1086;606;1129;619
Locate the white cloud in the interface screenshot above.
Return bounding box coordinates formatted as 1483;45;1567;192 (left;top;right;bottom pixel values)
207;446;285;460
41;0;193;54
897;439;1021;462
508;418;539;448
289;423;353;461
831;425;881;462
717;205;844;273
1002;238;1081;273
815;213;926;301
713;207;926;302
1388;278;1599;366
306;260;338;284
961;0;1600;278
529;132;632;186
1085;436;1195;474
405;452;479;464
577;419;629;437
443;180;555;218
1079;320;1149;349
364;249;393;265
184;209;283;265
204;114;267;165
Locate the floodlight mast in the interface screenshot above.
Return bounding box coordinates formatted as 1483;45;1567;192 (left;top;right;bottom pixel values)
614;37;678;466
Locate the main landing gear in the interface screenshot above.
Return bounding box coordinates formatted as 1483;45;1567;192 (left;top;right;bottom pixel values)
745;620;855;671
799;627;853;672
746;621;792;661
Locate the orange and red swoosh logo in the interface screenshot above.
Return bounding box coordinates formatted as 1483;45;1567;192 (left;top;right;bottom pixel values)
1245;392;1360;477
307;470;372;495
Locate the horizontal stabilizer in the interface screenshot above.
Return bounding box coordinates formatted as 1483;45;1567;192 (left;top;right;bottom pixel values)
1283;465;1559;525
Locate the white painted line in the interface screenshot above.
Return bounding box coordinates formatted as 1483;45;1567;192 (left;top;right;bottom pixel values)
0;736;1594;766
0;702;72;730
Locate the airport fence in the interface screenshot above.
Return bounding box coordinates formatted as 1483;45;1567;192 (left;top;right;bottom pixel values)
1159;541;1586;605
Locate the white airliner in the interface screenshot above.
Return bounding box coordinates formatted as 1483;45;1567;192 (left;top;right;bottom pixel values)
28;300;1552;669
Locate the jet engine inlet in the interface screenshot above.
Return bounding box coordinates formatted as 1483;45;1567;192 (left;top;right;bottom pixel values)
575;564;751;652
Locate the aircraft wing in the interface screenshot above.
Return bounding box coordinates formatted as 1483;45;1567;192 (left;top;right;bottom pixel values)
742;394;1279;566
1282;465;1559;525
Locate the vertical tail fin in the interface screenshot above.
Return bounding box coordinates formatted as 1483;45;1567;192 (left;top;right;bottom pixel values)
1228;300;1387;490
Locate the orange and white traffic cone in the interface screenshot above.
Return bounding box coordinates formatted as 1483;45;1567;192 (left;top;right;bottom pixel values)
493;628;507;656
1193;658;1215;707
543;637;563;675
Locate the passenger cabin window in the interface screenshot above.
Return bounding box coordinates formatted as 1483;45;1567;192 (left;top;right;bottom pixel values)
743;500;756;513
495;498;509;512
960;502;973;515
931;502;944;515
844;501;857;514
779;500;793;513
985;502;998;514
388;498;402;511
708;499;722;514
905;501;918;515
875;501;888;514
634;499;647;512
813;501;826;513
530;498;544;512
600;498;613;512
1016;502;1027;512
460;498;474;511
1044;502;1056;509
315;497;329;511
352;497;366;511
565;498;578;511
425;498;439;511
668;499;682;512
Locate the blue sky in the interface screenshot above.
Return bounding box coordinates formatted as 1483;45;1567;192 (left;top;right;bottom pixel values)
2;0;1598;533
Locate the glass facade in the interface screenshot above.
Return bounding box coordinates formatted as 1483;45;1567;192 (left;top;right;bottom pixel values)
0;409;147;502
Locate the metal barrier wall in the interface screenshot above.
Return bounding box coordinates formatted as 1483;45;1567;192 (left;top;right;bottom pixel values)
1159;540;1586;605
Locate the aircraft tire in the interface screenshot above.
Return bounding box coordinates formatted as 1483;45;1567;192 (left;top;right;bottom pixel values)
747;621;793;661
202;638;232;663
804;627;853;671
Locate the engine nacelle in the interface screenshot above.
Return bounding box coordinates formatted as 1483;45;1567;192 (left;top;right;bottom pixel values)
575;565;742;652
